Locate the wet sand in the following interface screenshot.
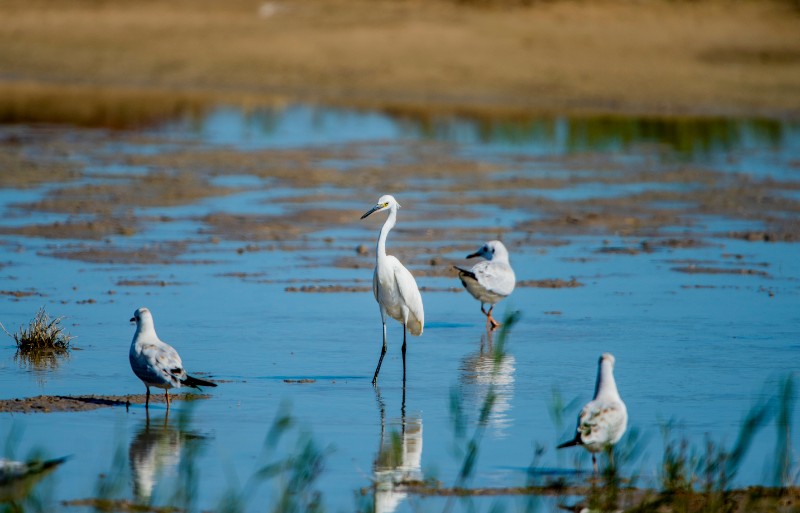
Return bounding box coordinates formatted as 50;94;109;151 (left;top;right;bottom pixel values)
0;393;212;413
2;128;798;254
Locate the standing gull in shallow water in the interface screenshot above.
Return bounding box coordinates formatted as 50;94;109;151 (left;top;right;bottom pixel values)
454;240;515;330
557;353;627;473
129;307;217;409
360;194;424;385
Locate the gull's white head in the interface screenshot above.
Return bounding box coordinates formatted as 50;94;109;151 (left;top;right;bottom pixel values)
599;353;616;367
467;240;509;262
130;307;155;330
360;194;400;219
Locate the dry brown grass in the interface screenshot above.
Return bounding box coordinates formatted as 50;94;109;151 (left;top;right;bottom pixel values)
0;0;798;122
2;307;73;352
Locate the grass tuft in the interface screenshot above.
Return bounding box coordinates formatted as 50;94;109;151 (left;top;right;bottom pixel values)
2;307;74;352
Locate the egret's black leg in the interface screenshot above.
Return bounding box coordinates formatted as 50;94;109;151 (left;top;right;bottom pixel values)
145;386;151;409
401;377;407;420
372;322;388;386
401;325;407;384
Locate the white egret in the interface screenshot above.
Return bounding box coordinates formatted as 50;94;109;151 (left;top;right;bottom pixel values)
557;353;628;473
454;240;515;330
360;195;424;385
129;307;217;409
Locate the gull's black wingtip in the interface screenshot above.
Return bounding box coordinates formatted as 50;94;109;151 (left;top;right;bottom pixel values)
183;375;218;389
453;266;476;280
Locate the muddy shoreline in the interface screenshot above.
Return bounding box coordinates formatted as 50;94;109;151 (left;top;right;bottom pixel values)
0;393;212;413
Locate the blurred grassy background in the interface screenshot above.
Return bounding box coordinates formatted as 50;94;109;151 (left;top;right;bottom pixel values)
0;0;798;126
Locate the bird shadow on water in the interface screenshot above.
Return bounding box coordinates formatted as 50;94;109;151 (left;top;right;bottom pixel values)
128;409;208;506
61;401;332;513
62;404;213;512
458;327;517;440
370;385;424;513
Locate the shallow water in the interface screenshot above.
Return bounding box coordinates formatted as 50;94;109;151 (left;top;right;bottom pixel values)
1;106;799;512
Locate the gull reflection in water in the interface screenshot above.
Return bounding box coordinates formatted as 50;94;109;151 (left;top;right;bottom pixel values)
459;329;516;438
128;412;204;503
373;387;423;513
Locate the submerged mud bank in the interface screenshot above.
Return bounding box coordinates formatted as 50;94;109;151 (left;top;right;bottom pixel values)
2;126;799;267
0;393;212;413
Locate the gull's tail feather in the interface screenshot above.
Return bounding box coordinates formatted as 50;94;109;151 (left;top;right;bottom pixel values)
454;266;478;290
182;374;217;389
24;456;70;477
557;437;581;449
40;456;71;471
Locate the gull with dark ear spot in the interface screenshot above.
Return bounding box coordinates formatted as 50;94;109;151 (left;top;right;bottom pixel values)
454;240;515;330
129;307;217;410
361;194;424;386
557;353;628;473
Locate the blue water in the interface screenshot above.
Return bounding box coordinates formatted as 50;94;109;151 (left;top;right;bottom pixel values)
0;107;799;512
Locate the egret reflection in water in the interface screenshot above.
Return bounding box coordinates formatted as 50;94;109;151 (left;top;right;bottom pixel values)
459;329;516;438
128;412;205;503
372;387;423;513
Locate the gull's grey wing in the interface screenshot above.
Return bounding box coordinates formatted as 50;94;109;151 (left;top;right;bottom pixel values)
578;400;627;447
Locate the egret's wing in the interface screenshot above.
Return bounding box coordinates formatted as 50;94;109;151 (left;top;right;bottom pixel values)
372;267;379;303
393;262;424;334
578;400;626;446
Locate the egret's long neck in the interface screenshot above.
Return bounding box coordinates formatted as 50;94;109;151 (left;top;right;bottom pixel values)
376;207;397;261
593;360;620;400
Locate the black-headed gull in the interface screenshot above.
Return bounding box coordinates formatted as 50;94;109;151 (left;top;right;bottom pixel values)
129;307;217;409
557;353;628;473
454;240;516;330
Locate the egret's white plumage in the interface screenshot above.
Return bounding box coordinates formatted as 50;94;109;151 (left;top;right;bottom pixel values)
557;353;628;473
455;240;515;330
129;307;217;409
360;195;424;385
